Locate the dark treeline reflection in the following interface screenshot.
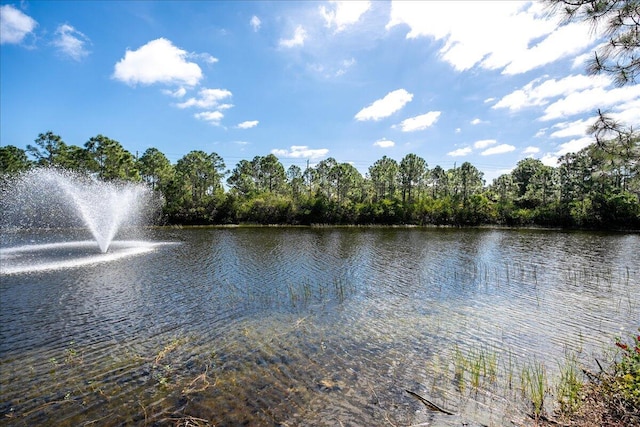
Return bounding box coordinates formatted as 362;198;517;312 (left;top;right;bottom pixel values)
1;131;639;228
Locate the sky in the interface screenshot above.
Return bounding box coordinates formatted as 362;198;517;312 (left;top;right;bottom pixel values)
1;1;639;183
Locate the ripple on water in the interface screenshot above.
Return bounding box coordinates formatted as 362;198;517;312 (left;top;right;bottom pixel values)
0;228;638;426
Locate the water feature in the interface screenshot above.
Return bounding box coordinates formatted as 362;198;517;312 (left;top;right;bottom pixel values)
0;168;162;274
0;227;638;426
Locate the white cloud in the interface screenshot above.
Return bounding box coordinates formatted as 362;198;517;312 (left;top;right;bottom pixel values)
176;88;232;109
612;98;640;125
523;146;540;155
493;74;610;112
373;138;395;148
550;118;590;138
279;25;307;48
470;118;484;125
271;145;328;159
541;154;559;167
397;111;441;132
52;24;90;61
447;147;472;157
0;5;37;44
250;15;261;32
502;20;596;75
320;1;371;32
481;144;515;156
189;52;218;64
113;38;203;86
455;128;461;133
162;87;187;98
355;89;413;121
541;84;640;121
473;139;496;149
484;97;495;104
555;136;593;156
572;51;592;69
194;111;224;125
386;1;596;75
535;128;547;138
237;120;259;129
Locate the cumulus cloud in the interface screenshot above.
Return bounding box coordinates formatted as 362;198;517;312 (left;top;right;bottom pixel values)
523;146;540;155
481;144;516;156
541;154;559;167
550;118;590;138
540;85;640;121
320;1;371;32
279;25;307;48
612;98;640;125
355;89;413;121
271;145;328;159
554;136;593;156
113;38;203;86
493;74;610;112
194;111;224;125
473;139;496;149
237;120;259;129
396;111;441;132
52;24;90;61
447;147;472;157
373;138;395;148
176;88;232;109
250;15;261;32
386;1;596;75
470;118;484;125
0;5;37;44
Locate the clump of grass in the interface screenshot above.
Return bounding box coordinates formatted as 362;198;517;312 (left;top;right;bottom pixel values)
453;345;466;392
520;359;547;419
556;352;583;416
450;345;500;392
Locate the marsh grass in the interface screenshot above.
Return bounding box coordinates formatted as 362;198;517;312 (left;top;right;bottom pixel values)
450;345;500;393
556;352;583;416
521;359;547;418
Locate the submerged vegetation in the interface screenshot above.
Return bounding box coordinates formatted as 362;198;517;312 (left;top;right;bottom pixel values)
1;130;638;229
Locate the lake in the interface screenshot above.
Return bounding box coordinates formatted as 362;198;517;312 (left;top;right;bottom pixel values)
1;227;638;426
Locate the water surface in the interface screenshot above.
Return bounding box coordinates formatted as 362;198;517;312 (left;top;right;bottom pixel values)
1;227;638;426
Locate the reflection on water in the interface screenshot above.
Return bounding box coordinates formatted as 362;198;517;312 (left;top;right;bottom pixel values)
0;228;638;426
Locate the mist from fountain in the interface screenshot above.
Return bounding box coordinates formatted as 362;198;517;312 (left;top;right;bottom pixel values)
1;168;158;253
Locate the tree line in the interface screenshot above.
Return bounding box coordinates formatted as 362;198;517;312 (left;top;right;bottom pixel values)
1;130;638;229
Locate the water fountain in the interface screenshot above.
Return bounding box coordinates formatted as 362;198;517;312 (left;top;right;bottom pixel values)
0;168;164;274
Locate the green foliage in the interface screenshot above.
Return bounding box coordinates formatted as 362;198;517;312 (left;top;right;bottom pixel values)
138;147;174;192
11;129;640;228
84;134;140;181
0;145;32;174
612;329;640;409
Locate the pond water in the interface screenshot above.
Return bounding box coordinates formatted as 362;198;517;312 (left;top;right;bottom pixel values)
1;227;638;426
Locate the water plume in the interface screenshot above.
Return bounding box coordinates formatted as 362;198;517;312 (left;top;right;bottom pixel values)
0;168;159;253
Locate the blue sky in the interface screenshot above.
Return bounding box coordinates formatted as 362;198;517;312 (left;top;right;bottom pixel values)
1;1;639;183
